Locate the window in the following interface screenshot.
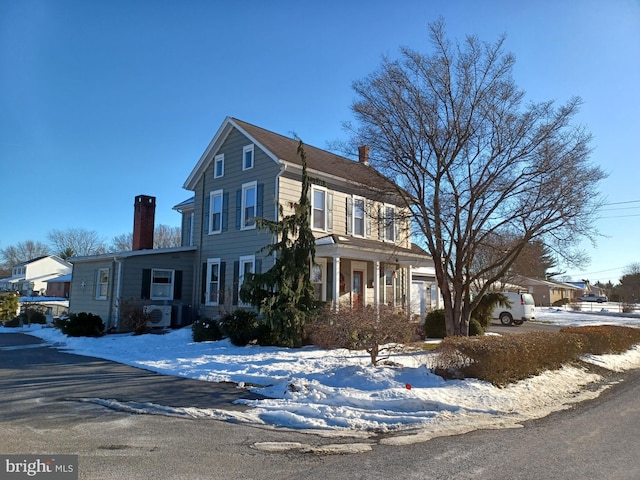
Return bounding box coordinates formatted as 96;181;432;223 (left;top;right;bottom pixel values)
151;269;174;300
384;206;396;242
353;198;365;237
209;190;223;234
96;268;109;300
312;187;326;230
238;255;255;306
243;144;254;170
214;154;224;178
311;259;326;301
241;181;257;229
206;258;221;306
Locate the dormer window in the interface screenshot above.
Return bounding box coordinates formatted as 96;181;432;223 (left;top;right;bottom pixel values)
243;144;254;170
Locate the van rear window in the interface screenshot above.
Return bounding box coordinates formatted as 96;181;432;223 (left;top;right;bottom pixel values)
522;294;535;305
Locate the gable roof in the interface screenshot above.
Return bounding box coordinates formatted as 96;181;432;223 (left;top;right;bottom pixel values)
183;117;404;201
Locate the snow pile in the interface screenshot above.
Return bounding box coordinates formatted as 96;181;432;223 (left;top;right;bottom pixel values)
2;308;640;441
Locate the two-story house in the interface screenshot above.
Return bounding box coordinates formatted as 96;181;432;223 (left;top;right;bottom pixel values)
0;255;72;296
177;117;433;318
68;117;435;330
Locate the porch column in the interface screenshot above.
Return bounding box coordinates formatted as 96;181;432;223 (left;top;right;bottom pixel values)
406;265;413;318
333;256;341;312
374;260;380;308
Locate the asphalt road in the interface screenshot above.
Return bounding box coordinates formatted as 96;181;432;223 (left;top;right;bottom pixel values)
2;332;640;479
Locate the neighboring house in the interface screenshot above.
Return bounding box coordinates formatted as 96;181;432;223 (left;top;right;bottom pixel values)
45;273;72;298
511;275;579;307
0;256;72;296
69;117;434;330
178;117;434;319
566;281;608;302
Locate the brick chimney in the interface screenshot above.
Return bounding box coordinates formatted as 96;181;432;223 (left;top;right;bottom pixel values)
358;145;370;166
132;195;156;250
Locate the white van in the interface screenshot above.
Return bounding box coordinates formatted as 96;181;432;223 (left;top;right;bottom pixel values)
492;291;536;325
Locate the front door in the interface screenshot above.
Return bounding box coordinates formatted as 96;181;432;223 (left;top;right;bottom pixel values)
353;271;364;308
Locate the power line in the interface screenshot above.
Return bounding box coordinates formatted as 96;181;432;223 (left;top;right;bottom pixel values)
603;200;640;206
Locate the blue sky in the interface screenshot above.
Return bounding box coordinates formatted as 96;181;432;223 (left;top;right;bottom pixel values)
1;0;638;284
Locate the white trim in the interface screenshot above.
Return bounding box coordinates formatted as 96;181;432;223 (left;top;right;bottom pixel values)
311;185;328;232
205;258;221;306
214;154;224;178
209;189;223;234
238;255;255;306
241;181;257;230
352;196;366;238
242;144;254;171
150;268;174;301
96;268;109;300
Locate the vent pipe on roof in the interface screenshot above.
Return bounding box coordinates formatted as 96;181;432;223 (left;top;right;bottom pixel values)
358;145;370;166
132;195;156;250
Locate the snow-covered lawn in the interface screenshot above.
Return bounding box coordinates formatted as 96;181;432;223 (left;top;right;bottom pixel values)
2;308;640;445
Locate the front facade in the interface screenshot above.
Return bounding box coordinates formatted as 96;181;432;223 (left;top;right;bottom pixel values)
179;117;433;319
0;256;72;296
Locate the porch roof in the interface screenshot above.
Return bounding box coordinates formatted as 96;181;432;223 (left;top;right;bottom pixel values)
315;235;432;267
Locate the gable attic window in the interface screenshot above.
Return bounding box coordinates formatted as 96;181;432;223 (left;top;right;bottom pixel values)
243;144;254;170
151;269;174;300
214;154;224;178
96;268;109;300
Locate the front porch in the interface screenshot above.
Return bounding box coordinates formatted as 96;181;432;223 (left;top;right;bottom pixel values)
314;235;433;314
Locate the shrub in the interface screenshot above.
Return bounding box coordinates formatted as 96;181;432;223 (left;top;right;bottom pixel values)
192;318;224;342
559;325;640;355
3;316;21;327
307;305;414;365
218;309;268;346
0;293;19;322
468;318;484;336
471;292;510;330
21;309;47;325
434;331;584;386
119;299;151;335
552;298;570;307
423;309;447;339
56;312;105;337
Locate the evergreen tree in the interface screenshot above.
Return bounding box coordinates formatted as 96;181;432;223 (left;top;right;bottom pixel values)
240;140;320;347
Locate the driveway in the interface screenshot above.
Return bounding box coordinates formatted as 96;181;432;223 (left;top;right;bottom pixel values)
0;332;265;423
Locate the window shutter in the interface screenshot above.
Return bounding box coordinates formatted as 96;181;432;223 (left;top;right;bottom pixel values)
327;192;333;230
232;260;240;305
204;195;210;234
378;206;384;240
222;192;229;231
219;261;226;305
255;258;262;274
141;269;151;299
365;201;372;238
346;197;353;235
256;183;264;218
201;263;207;304
235;189;242;229
173;270;182;300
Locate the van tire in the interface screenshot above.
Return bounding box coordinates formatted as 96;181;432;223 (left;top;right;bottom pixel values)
499;312;513;325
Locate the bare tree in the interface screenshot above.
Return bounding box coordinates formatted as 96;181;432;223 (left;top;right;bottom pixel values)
349;20;606;335
153;224;181;249
110;225;181;252
47;228;107;257
0;241;51;269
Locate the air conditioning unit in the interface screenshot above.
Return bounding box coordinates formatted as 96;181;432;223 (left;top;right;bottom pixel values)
143;305;172;328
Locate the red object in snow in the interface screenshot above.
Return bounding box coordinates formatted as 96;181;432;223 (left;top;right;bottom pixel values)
405;383;412;390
